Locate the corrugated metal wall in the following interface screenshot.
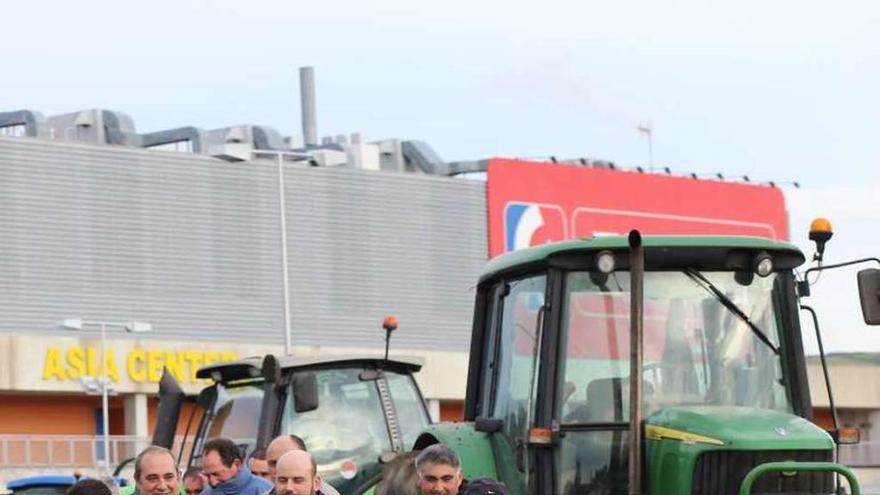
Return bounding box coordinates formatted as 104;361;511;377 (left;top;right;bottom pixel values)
0;137;487;351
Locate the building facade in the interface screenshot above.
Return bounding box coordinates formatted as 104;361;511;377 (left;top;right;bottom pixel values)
3;109;879;487
0;131;482;482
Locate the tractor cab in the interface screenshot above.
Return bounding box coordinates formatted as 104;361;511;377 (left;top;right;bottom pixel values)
415;234;874;494
158;355;431;494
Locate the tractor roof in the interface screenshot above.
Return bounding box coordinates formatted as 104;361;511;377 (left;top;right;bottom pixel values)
196;354;423;383
481;235;804;283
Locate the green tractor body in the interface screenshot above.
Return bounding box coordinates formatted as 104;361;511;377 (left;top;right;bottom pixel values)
413;235;865;494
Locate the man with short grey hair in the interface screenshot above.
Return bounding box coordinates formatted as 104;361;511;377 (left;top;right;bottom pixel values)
415;444;465;495
133;446;180;495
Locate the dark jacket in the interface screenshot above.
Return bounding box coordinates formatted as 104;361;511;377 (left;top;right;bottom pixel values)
261;481;339;495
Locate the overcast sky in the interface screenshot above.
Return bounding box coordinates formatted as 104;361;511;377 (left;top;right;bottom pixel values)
4;0;879;352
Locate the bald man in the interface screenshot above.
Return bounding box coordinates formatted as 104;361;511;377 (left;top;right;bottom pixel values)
274;451;323;495
263;435;338;495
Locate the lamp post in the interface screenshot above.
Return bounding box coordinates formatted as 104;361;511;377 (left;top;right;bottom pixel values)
60;318;152;472
278;158;292;356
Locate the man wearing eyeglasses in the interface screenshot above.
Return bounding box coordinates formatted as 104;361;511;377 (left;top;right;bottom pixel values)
415;444;465;495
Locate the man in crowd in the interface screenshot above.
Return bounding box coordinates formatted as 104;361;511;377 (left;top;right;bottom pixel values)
67;479;113;495
265;435;307;480
201;438;272;495
415;444;465;495
264;435;338;495
183;467;206;495
273;450;324;495
248;449;272;482
133;446;180;495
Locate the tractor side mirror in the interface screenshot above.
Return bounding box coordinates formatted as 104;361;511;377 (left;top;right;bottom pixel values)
292;372;319;413
858;269;880;325
474;417;503;433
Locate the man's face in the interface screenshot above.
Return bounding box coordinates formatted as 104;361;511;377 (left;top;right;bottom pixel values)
184;475;205;495
266;438;301;479
417;462;463;495
275;455;320;495
249;458;271;481
136;452;180;495
202;450;241;488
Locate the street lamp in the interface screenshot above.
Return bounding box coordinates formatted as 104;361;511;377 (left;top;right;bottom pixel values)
60;318;152;472
277;156;292;356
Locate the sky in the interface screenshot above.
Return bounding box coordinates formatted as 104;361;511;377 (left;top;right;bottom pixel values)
4;0;879;352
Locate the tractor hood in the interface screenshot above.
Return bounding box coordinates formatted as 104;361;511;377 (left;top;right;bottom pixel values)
646;406;835;450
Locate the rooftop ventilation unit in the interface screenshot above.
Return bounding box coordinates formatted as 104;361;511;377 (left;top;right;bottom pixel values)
46;109;136;145
139;126;206;154
0;110;48;138
204;125;289;161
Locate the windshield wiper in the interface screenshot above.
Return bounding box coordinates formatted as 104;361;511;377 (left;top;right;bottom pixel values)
683;267;779;355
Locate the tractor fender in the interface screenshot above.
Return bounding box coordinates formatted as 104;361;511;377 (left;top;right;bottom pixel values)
413;422;499;479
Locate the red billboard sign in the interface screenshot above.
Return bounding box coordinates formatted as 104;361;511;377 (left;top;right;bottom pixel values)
487;158;789;258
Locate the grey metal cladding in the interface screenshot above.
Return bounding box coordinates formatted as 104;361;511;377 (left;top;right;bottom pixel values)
284;167;487;351
0;137;487;352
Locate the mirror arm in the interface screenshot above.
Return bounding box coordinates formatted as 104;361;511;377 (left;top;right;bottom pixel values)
803;257;880;280
799;257;880;297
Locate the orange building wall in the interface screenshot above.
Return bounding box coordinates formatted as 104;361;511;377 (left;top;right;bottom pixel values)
0;393;209;437
440;400;464;421
0;393;126;435
0;393;129;464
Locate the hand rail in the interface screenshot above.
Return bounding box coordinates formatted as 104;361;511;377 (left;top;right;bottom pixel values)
738;461;860;495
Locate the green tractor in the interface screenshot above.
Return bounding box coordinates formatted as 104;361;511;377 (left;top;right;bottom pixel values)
412;227;880;494
153;348;432;494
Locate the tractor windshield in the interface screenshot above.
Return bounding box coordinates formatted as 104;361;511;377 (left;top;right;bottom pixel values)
559;269;790;424
196;382;264;460
279;367;430;492
556;269;792;493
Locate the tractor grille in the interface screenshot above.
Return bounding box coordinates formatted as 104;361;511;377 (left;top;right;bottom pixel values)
692;450;834;495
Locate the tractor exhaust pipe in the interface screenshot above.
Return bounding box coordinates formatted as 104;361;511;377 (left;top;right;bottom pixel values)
152;369;185;450
628;230;644;495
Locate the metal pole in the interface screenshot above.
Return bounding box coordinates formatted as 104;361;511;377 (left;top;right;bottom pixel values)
628;230;644;495
100;322;110;472
299;66;317;147
636;124;653;173
278;160;292;355
801;305;839;430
